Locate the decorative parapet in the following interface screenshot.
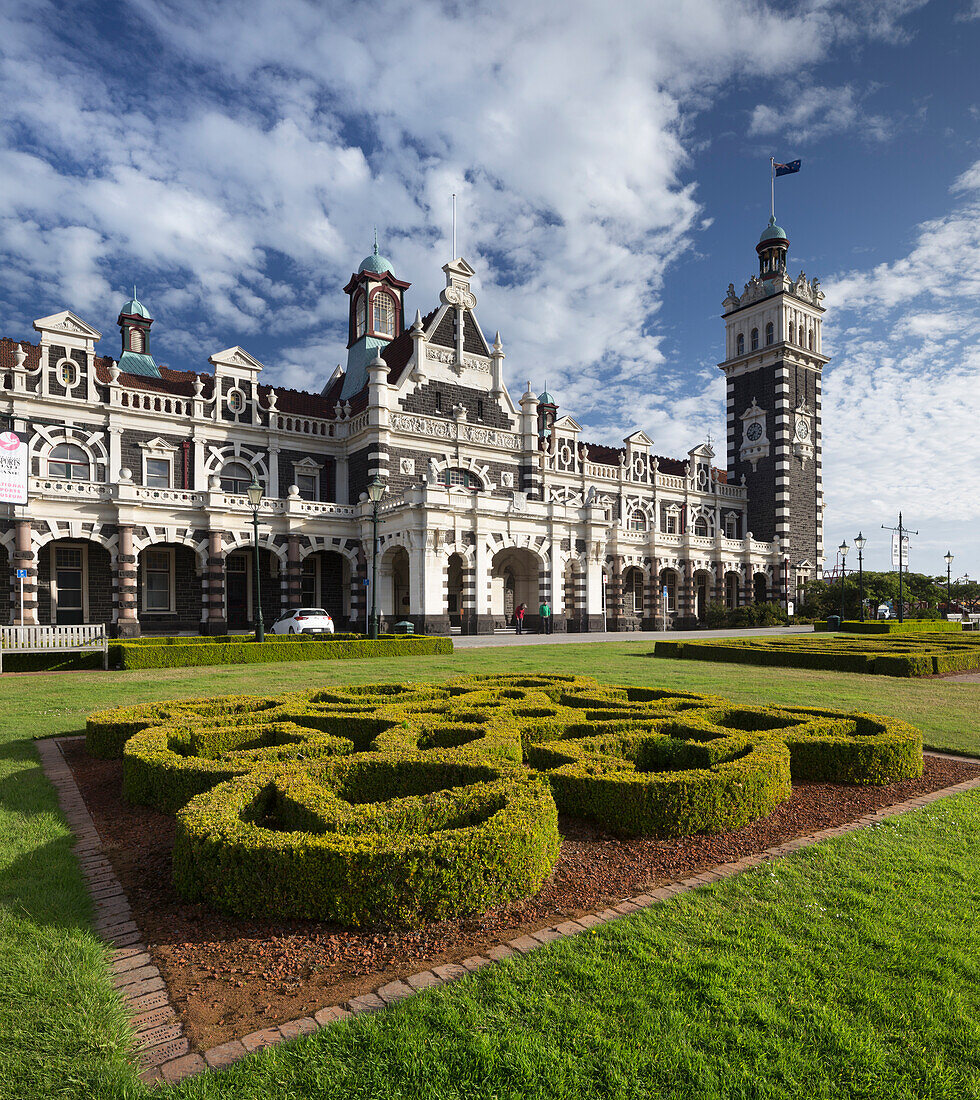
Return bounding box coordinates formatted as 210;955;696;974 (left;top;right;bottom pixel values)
389;412;521;451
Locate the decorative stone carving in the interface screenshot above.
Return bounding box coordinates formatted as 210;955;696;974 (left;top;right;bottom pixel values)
399;457;416;475
499;471;514;488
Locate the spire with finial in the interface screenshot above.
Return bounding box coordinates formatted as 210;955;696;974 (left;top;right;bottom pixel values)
373;226;379;255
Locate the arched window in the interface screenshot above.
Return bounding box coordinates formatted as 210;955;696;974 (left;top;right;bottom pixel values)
765;322;774;345
219;461;256;495
58;359;78;387
372;292;395;337
354;294;366;339
47;443;90;480
750;328;759;351
808;329;815;350
736;333;744;356
693;516;709;538
438;467;482;491
130;328;144;353
629;510;647;532
788;322;794;344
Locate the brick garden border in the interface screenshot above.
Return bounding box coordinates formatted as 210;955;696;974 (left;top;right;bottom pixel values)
35;735;980;1087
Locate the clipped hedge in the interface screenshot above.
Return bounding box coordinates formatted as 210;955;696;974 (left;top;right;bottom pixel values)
87;673;925;927
112;633;452;670
173;761;559;927
813;619;963;634
652;633;980;678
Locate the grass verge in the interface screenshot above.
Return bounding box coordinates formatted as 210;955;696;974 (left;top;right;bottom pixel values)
0;641;977;1098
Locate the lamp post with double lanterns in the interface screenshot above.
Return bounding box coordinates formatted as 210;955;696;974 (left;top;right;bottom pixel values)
366;475;387;640
945;550;954;616
854;532;866;621
838;540;849;623
247;478;265;643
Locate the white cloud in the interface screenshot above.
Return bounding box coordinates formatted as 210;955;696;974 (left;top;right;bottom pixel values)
820;157;980;570
749;84;894;144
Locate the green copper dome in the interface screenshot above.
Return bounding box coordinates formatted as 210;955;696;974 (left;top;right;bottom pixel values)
538;390;557;405
758;215;788;244
359;233;394;276
120;296;150;318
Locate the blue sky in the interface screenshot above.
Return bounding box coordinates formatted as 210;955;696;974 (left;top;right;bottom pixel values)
1;0;978;576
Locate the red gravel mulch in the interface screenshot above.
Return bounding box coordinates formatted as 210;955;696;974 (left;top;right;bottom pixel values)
62;741;979;1051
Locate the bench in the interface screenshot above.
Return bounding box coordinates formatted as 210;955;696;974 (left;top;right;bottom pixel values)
0;624;109;673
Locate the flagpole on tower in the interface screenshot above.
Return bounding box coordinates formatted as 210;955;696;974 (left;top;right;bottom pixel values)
770;157;775;220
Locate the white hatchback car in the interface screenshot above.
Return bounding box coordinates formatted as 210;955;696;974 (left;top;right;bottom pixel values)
271;608;335;635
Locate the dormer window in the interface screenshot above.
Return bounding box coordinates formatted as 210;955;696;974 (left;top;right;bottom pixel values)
765;322;774;346
750;328;759;351
355;293;366;339
130;328;144;353
736;333;744;356
372;292;395;337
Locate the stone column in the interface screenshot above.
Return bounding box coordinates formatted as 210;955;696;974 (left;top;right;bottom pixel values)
585;551;605;632
12;520;37;626
204;530;227;635
115;525;141;637
647;558;660;630
607;554;624;631
682;561;695;621
713;562;725;609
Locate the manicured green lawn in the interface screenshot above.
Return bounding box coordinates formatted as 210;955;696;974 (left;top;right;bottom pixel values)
1;641;978;1099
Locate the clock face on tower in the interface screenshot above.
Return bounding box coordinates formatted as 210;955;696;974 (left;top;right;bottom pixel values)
795;418;810;441
746;422;763;442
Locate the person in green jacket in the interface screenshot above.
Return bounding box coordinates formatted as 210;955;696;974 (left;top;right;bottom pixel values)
538;600;552;634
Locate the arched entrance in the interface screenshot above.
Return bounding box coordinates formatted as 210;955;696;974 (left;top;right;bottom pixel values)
447;553;465;631
491;548;540;629
226;547;280;630
753;572;769;604
379;546;410;628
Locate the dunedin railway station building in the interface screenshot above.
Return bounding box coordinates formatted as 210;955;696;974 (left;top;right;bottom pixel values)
0;218;826;636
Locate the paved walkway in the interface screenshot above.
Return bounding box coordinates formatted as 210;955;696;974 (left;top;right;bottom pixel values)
452;626;813;649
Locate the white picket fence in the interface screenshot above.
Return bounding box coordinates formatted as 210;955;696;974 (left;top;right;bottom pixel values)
0;624;108;673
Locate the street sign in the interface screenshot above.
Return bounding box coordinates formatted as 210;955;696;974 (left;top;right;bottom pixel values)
0;431;28;505
15;569;27;579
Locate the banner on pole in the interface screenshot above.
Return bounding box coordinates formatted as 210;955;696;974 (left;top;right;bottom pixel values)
0;431;28;505
891;532;910;568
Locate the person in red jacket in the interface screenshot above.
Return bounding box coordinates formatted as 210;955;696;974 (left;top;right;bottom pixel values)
515;603;526;634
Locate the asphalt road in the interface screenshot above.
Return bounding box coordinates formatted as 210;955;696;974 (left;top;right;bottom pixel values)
452;626;814;648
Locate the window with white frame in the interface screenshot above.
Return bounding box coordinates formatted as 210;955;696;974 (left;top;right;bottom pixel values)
661;570;677;612
130;328;144;353
142;548;174;613
693;515;710;537
295;472;318;500
355;293;367;339
220;461;256;495
227;388;245;413
372;292;396;337
724;512;739;538
144;457;171;488
47;443;90;480
58;358;79;387
625;569;644;612
661;504;679;534
439;467;482;490
629;510;647;532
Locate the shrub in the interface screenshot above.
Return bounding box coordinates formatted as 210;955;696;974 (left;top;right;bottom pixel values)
88;673;925;927
111;633;452;670
173;762;560;928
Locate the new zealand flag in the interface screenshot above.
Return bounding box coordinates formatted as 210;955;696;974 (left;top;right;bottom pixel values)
775;160;801;177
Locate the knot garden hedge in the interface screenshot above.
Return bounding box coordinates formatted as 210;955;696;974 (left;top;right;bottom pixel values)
86;674;923;927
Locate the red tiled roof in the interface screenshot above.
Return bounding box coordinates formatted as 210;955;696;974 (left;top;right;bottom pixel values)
0;337;41;371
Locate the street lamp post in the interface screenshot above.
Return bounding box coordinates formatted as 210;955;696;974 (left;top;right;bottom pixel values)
854;532;866;621
247;478;265;643
838;540;849;623
945;550;954;616
366;475;387;640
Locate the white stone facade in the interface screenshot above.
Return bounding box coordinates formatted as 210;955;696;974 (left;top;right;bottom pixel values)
0;233;815;635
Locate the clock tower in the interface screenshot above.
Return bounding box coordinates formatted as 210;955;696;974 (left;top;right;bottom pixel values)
719;216;828;600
